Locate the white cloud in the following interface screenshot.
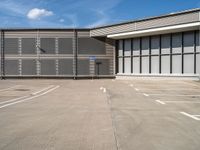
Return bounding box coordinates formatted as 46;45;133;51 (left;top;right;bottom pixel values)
87;10;109;28
59;19;65;23
27;8;53;20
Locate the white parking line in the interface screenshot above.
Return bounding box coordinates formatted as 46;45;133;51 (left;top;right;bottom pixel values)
0;95;29;105
100;87;104;90
134;88;139;91
180;112;200;121
0;85;20;92
155;100;166;105
143;93;149;97
147;94;200;97
0;85;55;105
0;85;60;109
100;87;107;93
163;101;200;103
32;85;55;95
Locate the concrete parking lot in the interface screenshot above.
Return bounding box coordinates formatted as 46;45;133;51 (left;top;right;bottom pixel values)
0;79;199;150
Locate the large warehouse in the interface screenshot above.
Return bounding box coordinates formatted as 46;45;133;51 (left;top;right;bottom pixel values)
0;8;199;79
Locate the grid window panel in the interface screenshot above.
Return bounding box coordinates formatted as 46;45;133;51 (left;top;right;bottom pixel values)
58;38;73;54
118;40;123;56
40;60;56;75
40;38;56;54
133;38;140;56
22;38;36;54
78;37;106;54
95;59;110;75
161;34;170;54
172;33;182;54
22;60;37;75
196;31;200;53
5;60;19;75
77;59;90;75
184;31;194;53
58;59;73;75
151;35;160;55
4;38;18;54
141;37;149;55
124;39;131;56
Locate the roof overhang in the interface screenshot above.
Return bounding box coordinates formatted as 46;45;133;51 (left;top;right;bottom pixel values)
107;22;200;39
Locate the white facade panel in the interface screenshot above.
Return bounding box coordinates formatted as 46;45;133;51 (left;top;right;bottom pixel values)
118;58;123;73
184;54;194;74
172;55;182;74
197;54;200;74
151;56;159;74
124;57;131;73
142;57;149;74
133;57;140;74
161;55;170;74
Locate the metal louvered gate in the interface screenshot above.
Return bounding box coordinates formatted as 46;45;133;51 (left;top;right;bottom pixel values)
0;29;115;79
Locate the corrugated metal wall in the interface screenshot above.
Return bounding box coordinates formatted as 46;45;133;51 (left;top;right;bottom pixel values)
0;29;115;78
117;30;200;76
90;10;199;37
77;31;114;77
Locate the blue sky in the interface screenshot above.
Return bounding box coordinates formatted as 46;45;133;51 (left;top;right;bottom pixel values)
0;0;199;28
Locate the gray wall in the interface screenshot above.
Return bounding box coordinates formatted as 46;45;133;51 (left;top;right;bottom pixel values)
117;30;200;76
0;29;114;78
91;10;199;36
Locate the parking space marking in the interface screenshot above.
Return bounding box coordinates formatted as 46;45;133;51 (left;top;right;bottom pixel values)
0;85;20;92
0;95;29;105
0;85;55;105
146;94;200;97
0;85;60;109
182;82;200;88
100;87;107;93
180;112;200;121
143;93;149;97
155;100;166;105
134;88;139;91
134;88;199;91
129;84;133;87
32;85;55;95
162;101;200;104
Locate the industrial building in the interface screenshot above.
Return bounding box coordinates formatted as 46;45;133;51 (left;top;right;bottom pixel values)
0;8;199;78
